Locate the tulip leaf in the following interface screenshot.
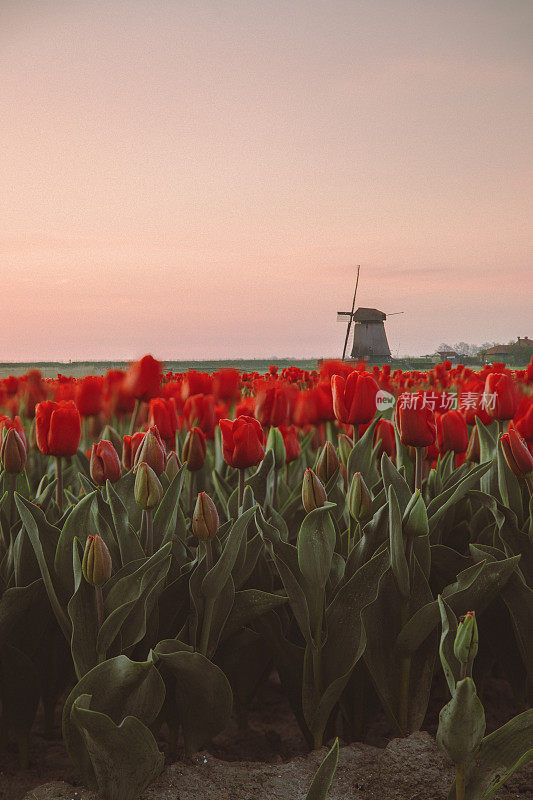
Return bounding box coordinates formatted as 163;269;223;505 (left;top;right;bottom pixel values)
97;543;172;657
152;464;187;550
62;655;165;789
152;641;233;756
347;418;380;484
381;454;412;513
437;677;486;765
54;491;97;597
427;462;492;528
305;738;340;800
70;694;164;800
437;595;460;696
448;709;533;800
201;506;257;600
68;538;98;679
388;486;410;599
496;439;523;522
297;503;337;595
14;493;71;641
106;481;145;566
396;555;521;655
0;579;45;648
220;588;287;641
245;449;275;506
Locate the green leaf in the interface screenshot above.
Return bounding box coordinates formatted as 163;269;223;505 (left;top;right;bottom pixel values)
70;694;164;800
54;491;97;598
397;555;521;655
106;482;144;567
97;544;172;657
152;465;187;550
497;438;523;522
245;449;275;506
381;454;412;513
62;655;165;789
220;589;287;641
451;709;533;800
305;738;340;800
437;595;460;696
427;462;492;528
347;418;380;484
152;641;232;756
437;677;485;765
388;486;409;599
297;503;337;594
68;539;99;679
0;643;40;737
14;493;71;641
201;506;257;601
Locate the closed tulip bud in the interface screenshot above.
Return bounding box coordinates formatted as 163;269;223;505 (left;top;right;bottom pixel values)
133;426;166;476
122;431;144;470
100;425;123;459
402;490;429;538
82;534;112;587
165;450;182;480
90;440;122;485
266;426;286;471
465;426;480;463
347;471;372;522
134;461;163;510
0;428;27;473
500;428;533;476
454;611;478;668
302;468;327;513
192;492;219;541
337;434;353;467
181;427;207;471
315;441;339;484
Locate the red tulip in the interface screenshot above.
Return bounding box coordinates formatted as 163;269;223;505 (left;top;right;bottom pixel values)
500;428;533;476
484;373;519;421
183;394;216;438
373;418;396;460
149;397;178;445
76;376;103;417
124;355;163;402
436;410;469;454
35;400;81;457
220;416;265;469
279;424;301;463
395;396;437;448
254;385;290;427
212;369;241;403
331;372;379;425
90;440;122;485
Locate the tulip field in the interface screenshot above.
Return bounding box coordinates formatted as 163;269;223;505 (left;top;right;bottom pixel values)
1;354;533;800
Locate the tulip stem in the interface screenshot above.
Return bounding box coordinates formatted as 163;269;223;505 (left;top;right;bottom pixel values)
238;469;245;509
145;509;154;557
398;600;412;736
414;447;424;492
9;473;16;528
272;469;278;510
129;398;141;435
199;597;214;657
188;472;196;517
95;585;105;631
205;540;213;572
55;457;64;516
455;763;466;800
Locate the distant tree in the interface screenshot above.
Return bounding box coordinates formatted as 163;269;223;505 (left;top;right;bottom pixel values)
437;343;453;352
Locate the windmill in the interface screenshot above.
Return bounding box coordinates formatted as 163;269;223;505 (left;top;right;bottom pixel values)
337;267;403;362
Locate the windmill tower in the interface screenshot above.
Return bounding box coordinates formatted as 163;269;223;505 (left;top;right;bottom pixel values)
337;267;400;362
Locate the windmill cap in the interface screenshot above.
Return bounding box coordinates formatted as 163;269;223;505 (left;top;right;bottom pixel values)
352;308;387;322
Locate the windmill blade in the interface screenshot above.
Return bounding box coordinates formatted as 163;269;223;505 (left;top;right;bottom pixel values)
342;265;360;360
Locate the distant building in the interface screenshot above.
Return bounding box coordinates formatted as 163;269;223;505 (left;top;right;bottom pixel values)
484;337;533;364
436;349;459;361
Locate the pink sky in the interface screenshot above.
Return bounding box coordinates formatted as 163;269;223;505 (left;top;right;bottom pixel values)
1;0;532;361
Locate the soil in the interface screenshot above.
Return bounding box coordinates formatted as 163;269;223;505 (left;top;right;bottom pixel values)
1;677;532;800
